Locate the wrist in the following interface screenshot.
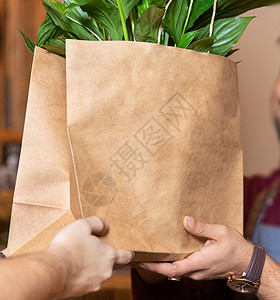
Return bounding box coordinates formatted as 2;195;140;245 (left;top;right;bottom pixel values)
237;241;254;275
227;243;266;294
44;247;71;298
256;255;280;299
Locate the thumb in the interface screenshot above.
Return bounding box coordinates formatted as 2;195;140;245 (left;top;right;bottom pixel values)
114;248;134;265
83;217;109;236
183;216;219;240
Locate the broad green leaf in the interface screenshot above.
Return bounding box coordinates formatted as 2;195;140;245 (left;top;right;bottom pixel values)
46;38;65;45
18;28;35;53
136;0;168;16
100;0;140;40
65;0;88;9
64;3;80;11
48;0;66;13
107;0;141;19
187;37;215;52
151;0;170;8
74;0;124;40
134;5;164;43
193;17;254;56
162;0;189;45
193;0;280;29
178;29;199;49
188;0;213;29
65;0;103;40
42;43;66;57
36;13;63;47
61;32;75;40
137;0;151;15
71;0;89;5
226;48;239;57
42;0;97;40
215;0;280;19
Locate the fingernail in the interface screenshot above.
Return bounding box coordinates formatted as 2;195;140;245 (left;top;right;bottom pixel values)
101;218;109;230
186;216;194;228
139;263;147;270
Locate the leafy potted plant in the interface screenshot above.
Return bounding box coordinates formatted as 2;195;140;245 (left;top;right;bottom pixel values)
20;0;280;58
8;0;280;260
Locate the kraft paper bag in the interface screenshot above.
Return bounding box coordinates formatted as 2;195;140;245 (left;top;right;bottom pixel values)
66;40;243;261
4;47;81;257
6;42;243;261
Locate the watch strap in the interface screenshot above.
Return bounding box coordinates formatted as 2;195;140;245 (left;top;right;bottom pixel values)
245;243;266;283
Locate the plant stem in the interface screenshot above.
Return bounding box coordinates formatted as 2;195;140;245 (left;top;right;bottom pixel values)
92;17;99;30
116;0;129;41
181;0;194;41
164;31;169;46
129;12;135;39
157;0;173;44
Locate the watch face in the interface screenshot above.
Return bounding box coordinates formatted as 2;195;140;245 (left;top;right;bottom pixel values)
227;279;258;294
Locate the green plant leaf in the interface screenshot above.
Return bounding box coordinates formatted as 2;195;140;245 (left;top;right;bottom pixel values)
178;29;199;49
187;37;215;52
188;0;214;29
42;43;66;57
134;5;164;43
74;0;124;40
46;38;65;45
36;13;63;47
42;0;97;40
81;0;140;40
215;0;280;19
151;0;170;8
137;0;151;15
193;0;280;29
193;17;254;56
107;0;141;19
18;27;35;53
65;0;103;40
226;48;239;57
136;0;167;16
162;0;189;45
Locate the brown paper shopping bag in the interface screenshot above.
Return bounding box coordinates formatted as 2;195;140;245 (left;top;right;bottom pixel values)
4;47;81;256
66;41;243;261
6;41;243;261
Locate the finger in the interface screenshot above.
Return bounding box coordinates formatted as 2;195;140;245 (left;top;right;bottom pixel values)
139;262;177;277
183;216;224;240
114;249;134;265
142;257;204;278
1;248;8;257
83;216;109;236
172;254;206;275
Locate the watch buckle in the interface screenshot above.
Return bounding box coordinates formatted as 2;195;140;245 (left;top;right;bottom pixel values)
228;272;246;281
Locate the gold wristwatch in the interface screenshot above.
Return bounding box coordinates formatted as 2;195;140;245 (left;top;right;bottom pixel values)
227;243;266;294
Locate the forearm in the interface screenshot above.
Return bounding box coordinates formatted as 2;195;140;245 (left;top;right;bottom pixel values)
257;255;280;300
0;249;67;300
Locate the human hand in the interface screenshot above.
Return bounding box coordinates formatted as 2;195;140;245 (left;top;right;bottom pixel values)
47;217;133;298
139;216;253;281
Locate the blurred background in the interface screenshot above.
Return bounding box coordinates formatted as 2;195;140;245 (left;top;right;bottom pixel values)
0;1;280;299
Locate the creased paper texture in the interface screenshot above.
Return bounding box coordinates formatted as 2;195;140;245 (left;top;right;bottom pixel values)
66;41;243;261
5;47;80;257
7;42;243;261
